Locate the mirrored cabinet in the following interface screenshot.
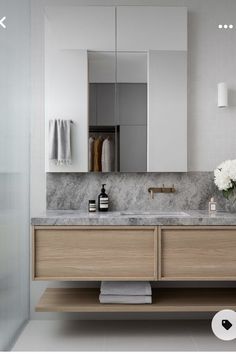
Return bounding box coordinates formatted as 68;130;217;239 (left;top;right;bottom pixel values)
88;51;147;172
45;6;187;173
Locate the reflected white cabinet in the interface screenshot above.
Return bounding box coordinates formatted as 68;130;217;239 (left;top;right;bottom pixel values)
120;126;147;173
88;52;147;84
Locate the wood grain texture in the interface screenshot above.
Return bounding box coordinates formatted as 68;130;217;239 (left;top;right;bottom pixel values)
32;226;36;280
153;226;158;279
34;227;157;280
161;228;236;280
36;287;236;312
34;226;156;230
156;226;161;280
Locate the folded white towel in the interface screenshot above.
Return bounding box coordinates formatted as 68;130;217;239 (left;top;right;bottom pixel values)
99;294;152;304
49;119;72;165
100;281;152;296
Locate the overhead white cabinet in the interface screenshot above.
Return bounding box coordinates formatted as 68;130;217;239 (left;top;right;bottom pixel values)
117;6;187;51
44;6;116;51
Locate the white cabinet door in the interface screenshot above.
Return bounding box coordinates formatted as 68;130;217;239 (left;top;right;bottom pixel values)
147;51;187;172
117;6;187;51
45;6;115;51
45;50;88;172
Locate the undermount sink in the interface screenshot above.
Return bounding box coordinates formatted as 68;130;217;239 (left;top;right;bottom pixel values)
120;211;189;217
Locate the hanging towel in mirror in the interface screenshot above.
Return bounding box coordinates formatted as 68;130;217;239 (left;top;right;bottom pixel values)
89;137;95;172
49;119;72;165
102;138;114;172
93;137;103;172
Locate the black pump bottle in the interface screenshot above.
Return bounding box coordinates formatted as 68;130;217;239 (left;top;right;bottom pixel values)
98;184;109;212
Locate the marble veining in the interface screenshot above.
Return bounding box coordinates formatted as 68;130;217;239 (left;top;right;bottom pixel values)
47;172;236;213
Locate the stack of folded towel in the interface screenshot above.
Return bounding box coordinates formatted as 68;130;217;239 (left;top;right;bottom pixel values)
99;281;152;304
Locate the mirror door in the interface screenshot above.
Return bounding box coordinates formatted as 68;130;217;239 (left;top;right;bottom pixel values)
88;51;117;172
88;51;147;172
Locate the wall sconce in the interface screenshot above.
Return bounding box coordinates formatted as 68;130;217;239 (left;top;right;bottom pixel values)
218;82;228;108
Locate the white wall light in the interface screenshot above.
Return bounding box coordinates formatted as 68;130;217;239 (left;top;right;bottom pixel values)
218;82;228;108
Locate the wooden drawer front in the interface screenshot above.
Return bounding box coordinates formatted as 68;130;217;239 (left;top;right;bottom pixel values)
161;228;236;280
34;227;157;280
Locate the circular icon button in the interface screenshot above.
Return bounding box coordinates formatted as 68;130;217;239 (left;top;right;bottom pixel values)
212;309;236;341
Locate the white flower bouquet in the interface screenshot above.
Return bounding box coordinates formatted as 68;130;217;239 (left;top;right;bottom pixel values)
214;159;236;200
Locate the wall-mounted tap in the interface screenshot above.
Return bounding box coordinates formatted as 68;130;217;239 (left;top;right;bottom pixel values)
148;185;176;199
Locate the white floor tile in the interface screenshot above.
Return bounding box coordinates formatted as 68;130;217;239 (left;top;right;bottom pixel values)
12;319;236;352
12;320;106;351
189;320;236;351
103;321;196;351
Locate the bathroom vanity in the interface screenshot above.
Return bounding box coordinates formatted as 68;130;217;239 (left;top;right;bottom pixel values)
32;211;236;313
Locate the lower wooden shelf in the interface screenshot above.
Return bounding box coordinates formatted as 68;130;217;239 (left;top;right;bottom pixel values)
36;287;236;313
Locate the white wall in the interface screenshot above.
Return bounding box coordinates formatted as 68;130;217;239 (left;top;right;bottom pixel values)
31;0;236;319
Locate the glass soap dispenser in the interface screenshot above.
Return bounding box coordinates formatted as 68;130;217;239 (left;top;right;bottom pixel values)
98;184;109;212
208;197;217;213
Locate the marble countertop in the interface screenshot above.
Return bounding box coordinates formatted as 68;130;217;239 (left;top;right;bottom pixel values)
31;210;236;226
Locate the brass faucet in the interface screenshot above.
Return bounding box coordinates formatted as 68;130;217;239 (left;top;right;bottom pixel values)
148;185;176;199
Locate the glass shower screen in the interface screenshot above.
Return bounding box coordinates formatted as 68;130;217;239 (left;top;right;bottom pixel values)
0;0;30;350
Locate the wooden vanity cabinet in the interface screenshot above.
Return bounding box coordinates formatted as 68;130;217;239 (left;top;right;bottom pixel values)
33;225;236;313
161;227;236;280
33;225;236;281
33;226;158;281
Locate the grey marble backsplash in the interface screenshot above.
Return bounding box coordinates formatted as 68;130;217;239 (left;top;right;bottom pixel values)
47;172;236;213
